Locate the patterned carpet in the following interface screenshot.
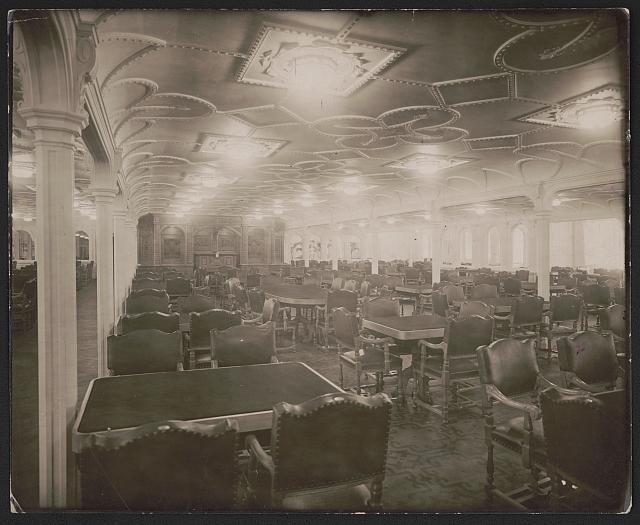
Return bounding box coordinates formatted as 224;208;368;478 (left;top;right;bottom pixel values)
11;282;608;512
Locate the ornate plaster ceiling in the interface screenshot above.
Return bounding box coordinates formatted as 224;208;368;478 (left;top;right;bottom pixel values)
11;10;628;226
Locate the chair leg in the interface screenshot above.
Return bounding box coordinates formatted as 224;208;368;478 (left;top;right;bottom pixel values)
355;362;361;395
486;441;495;505
442;361;450;423
339;359;344;389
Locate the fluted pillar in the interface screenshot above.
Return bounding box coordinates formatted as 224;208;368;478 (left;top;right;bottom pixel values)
535;210;552;300
126;218;137;292
431;221;444;284
572;220;585;268
112;208;128;322
92;186;116;378
21;108;86;508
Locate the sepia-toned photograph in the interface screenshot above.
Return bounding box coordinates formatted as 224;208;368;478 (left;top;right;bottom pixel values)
8;8;630;514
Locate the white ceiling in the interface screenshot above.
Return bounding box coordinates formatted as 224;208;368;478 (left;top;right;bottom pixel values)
11;10;628;226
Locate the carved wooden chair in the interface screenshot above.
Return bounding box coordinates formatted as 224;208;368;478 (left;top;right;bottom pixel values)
166;276;191;300
430;290;450;319
125;292;170;315
211;321;276;368
245;273;261;289
476;338;575;509
79;419;239;511
247;289;266;317
540;388;629;512
121;311;180;334
131;278;164;292
556;331;620;393
173;294;216;315
315;289;358;349
335;307;403;399
107;329;182;375
580;284;611;330
546;293;582;357
186;308;243;369
245;392;393;510
494;295;545;353
221;277;241;310
415;315;493;422
471;284;499;301
243;298;295;352
502;277;522;297
458;300;495;320
404;267;421;285
330;277;345;290
441;284;465;308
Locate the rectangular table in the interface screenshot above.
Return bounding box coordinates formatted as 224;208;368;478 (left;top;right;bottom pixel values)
362;315;446;341
394;285;432;296
73;362;342;453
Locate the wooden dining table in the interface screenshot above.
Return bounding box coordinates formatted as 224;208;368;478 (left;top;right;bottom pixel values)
263;284;328;343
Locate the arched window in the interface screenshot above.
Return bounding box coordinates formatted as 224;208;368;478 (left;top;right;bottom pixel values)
14;230;35;260
487;227;501;266
460;229;473;263
75;230;89;260
290;235;303;261
161;226;185;263
512;225;526;268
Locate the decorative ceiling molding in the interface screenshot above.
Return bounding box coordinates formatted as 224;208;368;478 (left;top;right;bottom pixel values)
236;22;406;97
432;73;513;107
194;132;288;158
386;153;475;173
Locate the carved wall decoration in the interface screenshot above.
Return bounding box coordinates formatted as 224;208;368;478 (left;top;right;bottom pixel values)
161;226;185;262
247;228;267;260
216;227;240;252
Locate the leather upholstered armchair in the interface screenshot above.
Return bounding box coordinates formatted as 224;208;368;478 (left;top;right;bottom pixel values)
107;329;182;375
186;309;242;369
126;292;170;315
211;321;276;368
121;311;180;334
245;392;392;511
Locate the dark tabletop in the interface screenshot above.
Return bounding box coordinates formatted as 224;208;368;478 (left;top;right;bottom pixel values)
76;362;339;434
365;315;447;331
263;284;328;302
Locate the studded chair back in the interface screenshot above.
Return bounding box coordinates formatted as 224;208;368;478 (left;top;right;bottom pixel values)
431;290;449;318
248;289;266;314
326;289;358;313
550;293;582;323
190;309;242;349
362;296;399;319
540;388;628;509
139;271;161;280
126;292;170;315
503;277;522;296
382;276;403;290
211;322;275;367
557;331;618;386
122;311;180;334
512;295;544;326
445;315;493;358
333;307;359;349
246;273;261;288
331;277;345;290
582;284;611;307
404;268;420;284
269;392;392;495
166;277;191;297
132;278;164;291
79;419;239;511
176;295;216;315
442;284;465;305
366;274;384;289
599;304;625;339
459;300;494;320
129;288;169;300
471;284;498;300
515;269;530;282
559;275;578;291
107;329;181;375
477;338;539;396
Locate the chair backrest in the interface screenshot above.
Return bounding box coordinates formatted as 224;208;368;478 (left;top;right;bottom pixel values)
550;293;582;323
79;419;239;511
459;300;494;319
121;311;180;334
362;296;399;319
126;293;170;315
431;290;449;317
132;278;164;291
559;275;578;290
247;289;266;314
166;277;191;296
366;274;384;288
190;309;242;348
176;295;216;315
128;288;168;299
613;287;625;306
331;277;344;290
477;338;540;396
260;298;280;323
360;280;371;297
442;284;465;305
599;304;625;339
540;388;628;507
557;331;618;385
343;279;357;292
582;284;611;306
512;295;544;326
107;329;181;375
382;276;403;289
270;392;392;495
515;269;530;282
445;315;493;358
333;307;359;349
471;284;498;300
211;322;275;367
326;289;358;312
139;271;161;279
404;268;420;281
246;273;261;288
503;277;522;295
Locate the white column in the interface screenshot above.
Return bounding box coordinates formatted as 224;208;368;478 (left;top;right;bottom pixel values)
407;231;414;265
113;209;128;322
126;218;137;292
502;222;512;269
431;221;444;284
527;220;537;272
535;211;552;300
572;220;585;268
21;108;85;508
303;229;310;267
92;186;116;378
371;231;380;274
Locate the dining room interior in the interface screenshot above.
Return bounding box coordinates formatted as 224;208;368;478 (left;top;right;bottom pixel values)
8;8;631;514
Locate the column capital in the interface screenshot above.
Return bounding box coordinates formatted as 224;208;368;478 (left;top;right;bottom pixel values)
534;209;553;220
112;209;128;219
91;186;117;204
19;107;89;141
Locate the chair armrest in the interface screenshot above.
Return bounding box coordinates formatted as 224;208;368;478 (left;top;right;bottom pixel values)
419;339;446;351
569;376;607;394
246;434;275;477
485;384;541;419
242;316;263;325
536;375;582;396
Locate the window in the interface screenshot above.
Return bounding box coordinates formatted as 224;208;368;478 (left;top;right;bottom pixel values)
487;227;501;266
161;226;185;262
583;218;624;270
512;226;526;267
15;230;35;260
75;231;89;260
460;229;472;263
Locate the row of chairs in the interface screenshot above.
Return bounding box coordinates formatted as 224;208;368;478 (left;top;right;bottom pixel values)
80;391;393;511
